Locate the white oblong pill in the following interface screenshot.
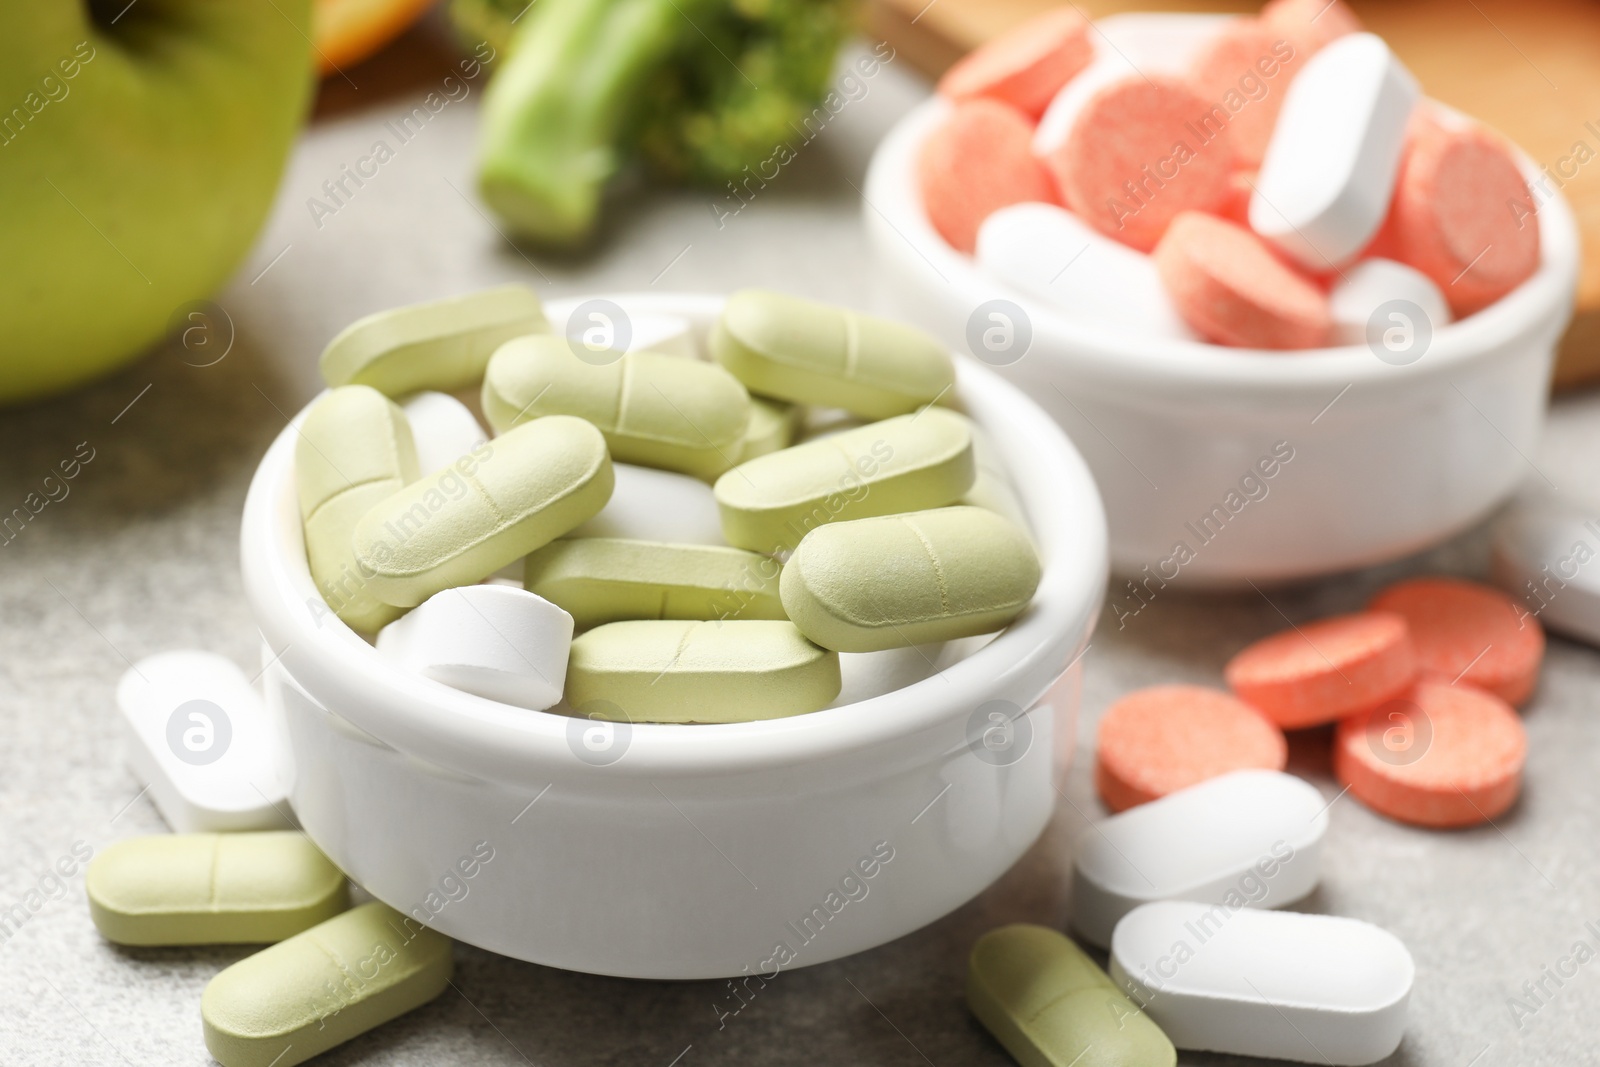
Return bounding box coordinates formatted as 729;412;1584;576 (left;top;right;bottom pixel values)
1093;12;1235;75
1111;902;1414;1065
1491;488;1600;647
400;391;488;475
1032;52;1139;156
627;313;697;359
376;584;573;710
560;307;697;360
977;203;1198;341
1251;33;1419;269
1328;258;1452;346
568;462;725;545
959;416;1031;534
1072;769;1327;946
117;652;293;833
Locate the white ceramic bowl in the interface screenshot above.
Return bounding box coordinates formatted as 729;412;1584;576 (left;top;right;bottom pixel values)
240;293;1107;979
864;97;1580;585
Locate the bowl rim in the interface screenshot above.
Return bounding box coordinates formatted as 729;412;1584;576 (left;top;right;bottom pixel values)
241;292;1108;788
863;95;1581;399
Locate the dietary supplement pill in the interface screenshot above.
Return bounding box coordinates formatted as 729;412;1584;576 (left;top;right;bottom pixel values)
296;386;419;632
377;584;574;710
969;923;1176;1067
353;415;612;608
780;506;1040;652
482;335;749;479
1226;611;1416;729
1094;685;1287;812
711;290;955;419
525;538;784;629
87;833;347;946
320;285;546;395
565;619;840;723
1072;770;1327;947
1111;903;1412;1065
1368;576;1543;706
714;407;975;553
202;902;453;1067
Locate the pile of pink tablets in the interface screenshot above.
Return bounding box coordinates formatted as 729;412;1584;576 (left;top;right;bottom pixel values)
918;0;1543;350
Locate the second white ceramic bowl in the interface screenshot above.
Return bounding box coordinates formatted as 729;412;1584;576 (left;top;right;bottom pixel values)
240;293;1108;979
864;97;1579;586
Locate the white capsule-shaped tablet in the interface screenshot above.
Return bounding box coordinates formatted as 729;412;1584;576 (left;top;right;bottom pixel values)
1328;258;1452;346
1251;33;1419;269
1033;52;1139;156
568;462;725;545
117;652;293;833
1092;12;1234;75
1072;770;1327;946
560;308;697;361
1490;487;1600;647
977;203;1198;341
400;391;488;475
1111;902;1414;1065
377;584;573;710
626;313;697;359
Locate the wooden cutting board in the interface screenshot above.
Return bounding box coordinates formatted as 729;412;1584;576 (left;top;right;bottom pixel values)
868;0;1600;387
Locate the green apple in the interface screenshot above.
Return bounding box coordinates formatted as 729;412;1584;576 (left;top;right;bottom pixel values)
0;2;313;405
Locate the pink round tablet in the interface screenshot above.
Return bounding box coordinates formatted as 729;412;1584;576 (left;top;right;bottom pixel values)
1261;0;1362;53
1219;170;1256;227
918;98;1055;254
937;8;1095;119
1187;19;1302;168
1381;114;1541;315
1044;77;1236;252
1154;211;1332;349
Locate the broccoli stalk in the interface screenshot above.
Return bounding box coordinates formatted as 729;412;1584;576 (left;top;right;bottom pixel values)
462;0;856;247
476;0;717;247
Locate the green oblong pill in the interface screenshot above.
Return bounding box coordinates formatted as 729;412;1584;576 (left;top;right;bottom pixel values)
86;833;348;946
353;414;613;608
968;924;1176;1067
565;619;840;723
320;285;547;395
524;538;784;629
739;395;802;462
781;506;1040;652
711;290;955;419
202;902;453;1067
714;407;975;553
482;335;750;479
296;386;419;632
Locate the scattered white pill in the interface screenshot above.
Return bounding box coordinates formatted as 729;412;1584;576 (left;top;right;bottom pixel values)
400;390;489;474
117;651;293;833
1111;901;1414;1066
1328;258;1452;346
1092;12;1234;75
977;203;1198;340
1073;769;1327;946
569;462;725;544
1251;33;1419;270
376;584;573;710
1491;487;1600;647
1032;51;1139;156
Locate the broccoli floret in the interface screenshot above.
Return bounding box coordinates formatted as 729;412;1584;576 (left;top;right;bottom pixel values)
455;0;857;246
634;0;858;185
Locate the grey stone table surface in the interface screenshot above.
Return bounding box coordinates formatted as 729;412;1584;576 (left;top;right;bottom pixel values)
3;21;1598;1067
